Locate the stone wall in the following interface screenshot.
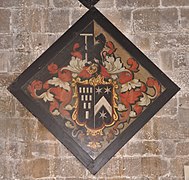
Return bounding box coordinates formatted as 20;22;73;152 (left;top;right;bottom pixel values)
0;0;189;179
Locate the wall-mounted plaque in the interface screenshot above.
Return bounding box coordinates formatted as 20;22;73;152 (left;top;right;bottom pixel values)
8;7;180;174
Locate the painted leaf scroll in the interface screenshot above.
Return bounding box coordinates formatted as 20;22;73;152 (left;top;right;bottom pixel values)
9;7;179;174
26;21;163;159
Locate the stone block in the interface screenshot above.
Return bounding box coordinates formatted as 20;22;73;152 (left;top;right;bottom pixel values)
13;33;31;52
10;159;35;179
31;33;49;51
141;157;168;177
179;92;189;108
70;8;89;25
0;9;11;33
115;0;159;8
45;9;69;33
0;139;5;156
178;108;189;124
30;158;50;178
176;142;189;156
12;9;25;33
6;118;37;142
156;96;177;116
153;117;180;139
0;89;15;118
125;141;161;155
15;100;34;118
48;34;59;47
5;141;27;160
15;142;34;160
56;143;74;158
179;123;189;138
162;140;176;157
107;178;131;180
134;120;155;140
0;119;7;139
159;50;173;71
144;51;160;66
0;158;10;179
153;34;189;49
131;34;151;51
66;178;95;180
123;157;142;177
159;175;183;180
11;9;28;33
53;158;86;177
100;9;132;33
173;49;189;70
0;51;12;72
133;8;178;32
28;8;44;33
125;141;143;155
162;0;189;6
12;160;32;179
180;8;189;30
134;178;149;180
9;51;32;73
53;0;80;7
0;0;23;7
12;8;45;33
142;141;161;155
97;157;124;177
31;142;58;158
36;121;57;141
26;0;49;7
30;50;48;64
95;0;115;8
0;35;12;49
170;157;189;177
171;71;189;91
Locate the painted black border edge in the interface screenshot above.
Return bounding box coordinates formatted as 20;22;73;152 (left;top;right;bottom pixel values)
78;0;100;9
8;7;180;175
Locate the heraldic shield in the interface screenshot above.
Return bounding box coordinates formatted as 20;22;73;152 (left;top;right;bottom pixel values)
8;7;180;174
72;78;118;131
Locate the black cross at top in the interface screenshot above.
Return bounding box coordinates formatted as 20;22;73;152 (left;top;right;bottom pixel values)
78;0;100;8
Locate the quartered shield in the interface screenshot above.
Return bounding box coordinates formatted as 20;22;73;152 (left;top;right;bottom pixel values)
73;80;118;131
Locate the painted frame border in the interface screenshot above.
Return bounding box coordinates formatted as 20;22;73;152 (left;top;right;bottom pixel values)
78;0;100;8
8;7;180;174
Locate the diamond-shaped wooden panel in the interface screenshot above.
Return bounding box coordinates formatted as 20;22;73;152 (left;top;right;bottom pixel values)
8;7;180;174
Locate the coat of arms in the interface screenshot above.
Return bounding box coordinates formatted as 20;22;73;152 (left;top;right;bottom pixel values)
26;21;163;158
9;8;179;174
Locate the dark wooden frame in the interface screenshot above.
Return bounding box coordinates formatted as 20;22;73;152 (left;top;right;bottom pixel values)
8;7;180;175
79;0;100;8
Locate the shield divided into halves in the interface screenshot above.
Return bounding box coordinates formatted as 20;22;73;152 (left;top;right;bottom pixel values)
74;83;117;131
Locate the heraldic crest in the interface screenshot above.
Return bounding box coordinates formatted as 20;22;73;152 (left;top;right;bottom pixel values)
26;21;163;159
8;4;180;173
